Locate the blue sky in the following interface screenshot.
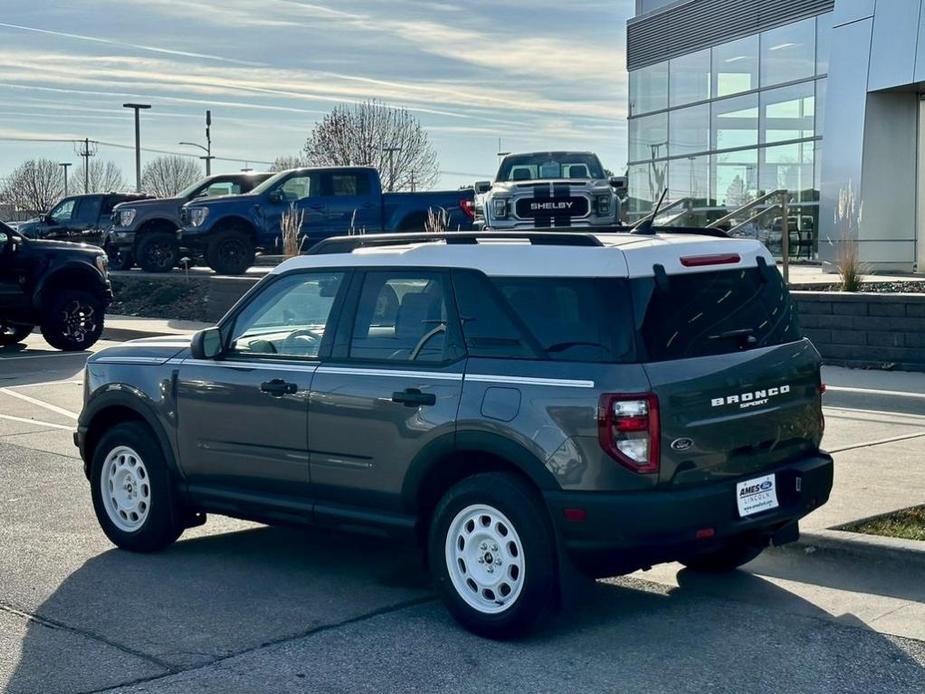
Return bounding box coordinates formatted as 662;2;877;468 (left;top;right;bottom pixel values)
0;0;632;189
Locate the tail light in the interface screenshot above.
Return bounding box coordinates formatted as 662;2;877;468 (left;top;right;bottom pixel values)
598;393;660;474
680;253;741;267
460;198;475;220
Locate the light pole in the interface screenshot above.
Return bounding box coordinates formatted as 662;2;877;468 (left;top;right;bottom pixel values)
382;145;401;192
179;110;214;175
59;162;72;197
123;103;151;192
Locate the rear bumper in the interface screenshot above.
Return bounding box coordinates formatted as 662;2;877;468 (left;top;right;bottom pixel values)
544;453;833;576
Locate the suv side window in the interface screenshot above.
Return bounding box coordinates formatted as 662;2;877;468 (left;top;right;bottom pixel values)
74;197;102;226
49;199;76;224
229;271;345;359
451;271;536;359
349;271;454;363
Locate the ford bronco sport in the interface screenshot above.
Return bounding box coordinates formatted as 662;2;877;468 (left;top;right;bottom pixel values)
76;230;833;637
1;222;111;351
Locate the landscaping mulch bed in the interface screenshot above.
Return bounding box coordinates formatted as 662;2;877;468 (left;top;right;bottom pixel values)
109;277;211;322
806;282;925;294
841;505;925;542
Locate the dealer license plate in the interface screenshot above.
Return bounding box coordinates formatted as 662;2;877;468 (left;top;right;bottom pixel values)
736;474;779;517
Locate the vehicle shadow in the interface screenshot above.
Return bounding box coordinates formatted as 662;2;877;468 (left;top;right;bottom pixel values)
6;526;924;694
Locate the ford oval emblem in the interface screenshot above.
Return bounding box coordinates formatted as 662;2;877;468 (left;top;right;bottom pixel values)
670;438;694;451
759;480;773;491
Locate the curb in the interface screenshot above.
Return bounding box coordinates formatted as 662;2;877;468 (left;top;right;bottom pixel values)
101;326;184;342
794;529;925;564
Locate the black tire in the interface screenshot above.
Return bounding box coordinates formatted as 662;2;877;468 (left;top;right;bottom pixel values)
136;231;179;273
0;321;33;346
90;421;184;552
428;472;558;639
40;290;104;351
106;245;134;271
679;539;765;573
206;230;255;275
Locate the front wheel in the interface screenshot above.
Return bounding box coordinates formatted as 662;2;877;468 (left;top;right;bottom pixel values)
679;539;765;573
40;290;104;351
136;232;179;273
428;473;558;638
206;230;255;275
90;421;184;552
0;320;33;346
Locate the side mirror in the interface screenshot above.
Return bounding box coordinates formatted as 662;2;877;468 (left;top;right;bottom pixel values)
609;176;626;190
190;327;223;360
474;181;492;195
268;189;284;204
44;214;57;225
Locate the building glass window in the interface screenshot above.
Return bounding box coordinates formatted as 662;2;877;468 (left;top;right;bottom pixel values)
760;142;814;202
669;103;710;157
816;13;833;75
761;81;815;144
712;35;759;98
712;93;759;150
668;155;710;204
629;61;668;116
629;112;668;163
760;18;816;88
713;149;758;209
628;161;667;215
669;49;711;107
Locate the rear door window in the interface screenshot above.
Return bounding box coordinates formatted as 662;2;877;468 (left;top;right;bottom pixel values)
454;272;635;363
74;197;102;226
632;266;801;361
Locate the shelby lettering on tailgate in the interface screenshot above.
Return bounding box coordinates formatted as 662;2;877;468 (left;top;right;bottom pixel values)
711;385;791;410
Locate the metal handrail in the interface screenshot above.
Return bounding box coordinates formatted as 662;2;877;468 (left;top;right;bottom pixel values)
727;204;782;235
630;196;692;229
712;189;788;228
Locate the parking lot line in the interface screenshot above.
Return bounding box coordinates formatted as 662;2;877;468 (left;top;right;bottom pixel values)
0;351;90;361
4;379;83;390
0;388;79;420
0;413;74;432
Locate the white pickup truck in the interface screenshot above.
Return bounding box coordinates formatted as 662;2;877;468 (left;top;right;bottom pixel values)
474;151;624;230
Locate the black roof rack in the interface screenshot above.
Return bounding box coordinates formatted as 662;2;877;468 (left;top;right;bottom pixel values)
308;231;605;255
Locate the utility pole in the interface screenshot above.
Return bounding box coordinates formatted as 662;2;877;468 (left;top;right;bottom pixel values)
410;171;416;192
59;162;72;197
75;139;97;194
123;103;151;192
382;145;401;192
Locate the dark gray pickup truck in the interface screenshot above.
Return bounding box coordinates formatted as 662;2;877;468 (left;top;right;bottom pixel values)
108;173;271;272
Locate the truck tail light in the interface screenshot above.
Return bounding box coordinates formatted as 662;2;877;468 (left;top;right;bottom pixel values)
460;198;475;220
598;393;660;474
680;253;741;267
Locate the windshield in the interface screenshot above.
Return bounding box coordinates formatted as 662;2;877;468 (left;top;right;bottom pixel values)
177;178;210;199
251;170;296;195
496;153;605;182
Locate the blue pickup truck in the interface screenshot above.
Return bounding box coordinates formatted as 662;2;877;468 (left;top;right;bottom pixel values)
180;166;476;274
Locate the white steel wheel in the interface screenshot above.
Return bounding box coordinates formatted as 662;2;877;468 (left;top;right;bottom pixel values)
100;446;151;533
445;504;525;615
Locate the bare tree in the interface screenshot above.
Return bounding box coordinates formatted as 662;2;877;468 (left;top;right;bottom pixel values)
88;161;126;192
303;101;439;191
270;155;307;172
0;159;64;213
141;156;203;197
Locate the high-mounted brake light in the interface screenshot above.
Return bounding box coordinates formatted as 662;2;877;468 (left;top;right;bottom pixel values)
598;394;660;474
680;253;741;267
460;198;475;219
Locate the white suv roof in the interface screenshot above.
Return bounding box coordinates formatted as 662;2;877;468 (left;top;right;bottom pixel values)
273;232;774;279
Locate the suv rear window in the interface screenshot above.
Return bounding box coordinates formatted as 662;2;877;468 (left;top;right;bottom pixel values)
632;266;801;362
453;272;635;363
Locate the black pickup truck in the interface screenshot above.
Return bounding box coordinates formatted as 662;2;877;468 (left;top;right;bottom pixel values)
109;173;272;272
16;193;151;257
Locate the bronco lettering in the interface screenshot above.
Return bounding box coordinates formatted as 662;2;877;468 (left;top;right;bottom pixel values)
712;385;791;409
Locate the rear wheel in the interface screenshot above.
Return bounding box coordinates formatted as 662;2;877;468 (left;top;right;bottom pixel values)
0;320;33;346
206;230;255;275
428;473;558;638
90;421;184;552
680;539;765;573
40;290;103;351
136;231;179;273
106;244;134;271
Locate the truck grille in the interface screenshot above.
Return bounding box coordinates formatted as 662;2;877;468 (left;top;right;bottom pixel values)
515;196;589;219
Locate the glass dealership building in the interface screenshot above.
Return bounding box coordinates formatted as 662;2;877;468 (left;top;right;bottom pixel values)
627;0;925;272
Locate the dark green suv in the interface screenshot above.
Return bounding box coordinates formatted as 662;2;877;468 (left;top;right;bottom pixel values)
77;231;833;637
0;223;111;350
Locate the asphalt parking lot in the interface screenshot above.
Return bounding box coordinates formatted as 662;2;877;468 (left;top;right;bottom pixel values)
1;335;924;693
